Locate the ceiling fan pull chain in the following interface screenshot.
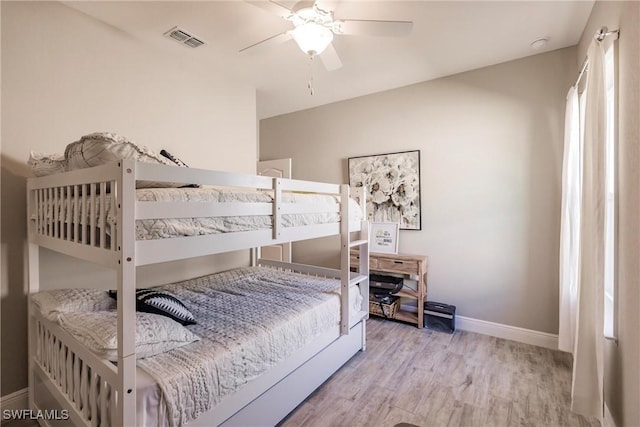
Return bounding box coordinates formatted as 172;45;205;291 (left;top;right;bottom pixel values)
308;54;315;96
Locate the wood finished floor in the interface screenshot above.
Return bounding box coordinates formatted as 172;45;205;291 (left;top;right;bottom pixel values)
279;317;600;427
4;318;600;427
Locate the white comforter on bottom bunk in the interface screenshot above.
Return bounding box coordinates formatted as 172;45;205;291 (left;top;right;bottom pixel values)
31;267;362;426
134;267;360;426
41;267;362;426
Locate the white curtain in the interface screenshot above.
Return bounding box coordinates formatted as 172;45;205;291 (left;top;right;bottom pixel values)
558;86;581;353
564;40;607;420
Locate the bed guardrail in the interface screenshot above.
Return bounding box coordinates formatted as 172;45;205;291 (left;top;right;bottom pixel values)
27;163;122;268
27;161;363;268
32;312;119;427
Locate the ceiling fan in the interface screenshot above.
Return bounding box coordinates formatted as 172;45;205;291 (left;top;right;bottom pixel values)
241;0;413;71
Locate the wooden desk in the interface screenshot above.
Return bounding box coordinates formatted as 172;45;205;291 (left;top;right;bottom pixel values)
351;251;428;328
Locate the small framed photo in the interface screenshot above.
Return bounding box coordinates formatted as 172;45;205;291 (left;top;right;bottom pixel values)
370;222;400;254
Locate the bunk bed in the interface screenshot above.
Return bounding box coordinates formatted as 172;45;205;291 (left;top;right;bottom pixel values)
26;159;370;426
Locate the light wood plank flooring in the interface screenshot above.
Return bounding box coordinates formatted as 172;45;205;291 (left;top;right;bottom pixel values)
4;318;600;427
279;317;600;427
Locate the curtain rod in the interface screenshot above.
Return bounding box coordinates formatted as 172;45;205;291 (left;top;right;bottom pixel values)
574;26;620;87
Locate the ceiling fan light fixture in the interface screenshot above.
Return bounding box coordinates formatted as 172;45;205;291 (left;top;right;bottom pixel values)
289;22;333;56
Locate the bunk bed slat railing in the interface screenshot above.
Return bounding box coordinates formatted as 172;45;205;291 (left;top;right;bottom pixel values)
28;163;122;268
257;259;341;278
90;370;99;427
136;201;273;219
66;345;73;396
81;184;87;244
135;162;341;194
279;203;339;215
279;178;340;194
53;186;59;238
73;185;79;243
135;201;339;220
99;182;106;249
65;186;71;240
135;223;342;265
33;315;118;427
28;162;359;270
135;162;275;189
90;183;97;248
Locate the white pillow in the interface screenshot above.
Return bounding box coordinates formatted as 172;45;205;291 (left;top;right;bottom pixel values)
31;289;115;321
64;132;185;188
28;151;67;177
58;311;200;361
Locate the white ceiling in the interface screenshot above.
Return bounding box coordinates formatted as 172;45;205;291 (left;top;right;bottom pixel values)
62;1;594;119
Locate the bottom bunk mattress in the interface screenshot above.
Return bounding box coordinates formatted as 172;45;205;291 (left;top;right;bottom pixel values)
31;266;364;426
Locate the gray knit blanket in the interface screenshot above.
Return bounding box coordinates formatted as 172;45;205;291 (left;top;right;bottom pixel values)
137;267;345;426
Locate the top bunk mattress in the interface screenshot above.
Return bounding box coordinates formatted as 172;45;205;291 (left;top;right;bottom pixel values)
36;186;363;241
136;186;362;240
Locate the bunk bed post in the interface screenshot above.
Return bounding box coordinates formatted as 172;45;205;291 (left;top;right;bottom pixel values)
272;177;282;240
26;180;39;412
339;184;351;335
117;160;137;426
250;247;258;267
359;219;370;350
347;186;369;348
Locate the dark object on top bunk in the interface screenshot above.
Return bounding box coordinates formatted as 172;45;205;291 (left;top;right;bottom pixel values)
423;301;456;333
160;149;200;188
108;289;197;326
369;273;403;295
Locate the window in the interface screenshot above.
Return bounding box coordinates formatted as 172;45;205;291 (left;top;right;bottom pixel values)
603;42;617;340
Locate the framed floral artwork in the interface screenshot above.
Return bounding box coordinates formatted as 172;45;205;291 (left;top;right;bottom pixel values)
348;150;421;230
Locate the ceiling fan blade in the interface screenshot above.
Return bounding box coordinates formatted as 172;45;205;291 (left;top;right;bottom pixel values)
244;0;293;18
319;43;343;71
314;0;341;13
290;0;316;12
239;32;292;54
337;19;413;37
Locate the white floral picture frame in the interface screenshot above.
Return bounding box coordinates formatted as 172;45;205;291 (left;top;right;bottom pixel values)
348;150;421;230
370;222;400;254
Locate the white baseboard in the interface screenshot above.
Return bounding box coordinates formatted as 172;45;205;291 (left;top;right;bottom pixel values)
455;315;558;349
401;303;559;350
1;387;28;412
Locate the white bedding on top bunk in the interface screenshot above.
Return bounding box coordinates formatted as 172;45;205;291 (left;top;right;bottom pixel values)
136;186;361;240
35;266;363;427
38;186;362;240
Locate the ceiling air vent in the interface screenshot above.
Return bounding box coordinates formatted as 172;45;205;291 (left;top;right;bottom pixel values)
164;26;205;48
183;37;204;48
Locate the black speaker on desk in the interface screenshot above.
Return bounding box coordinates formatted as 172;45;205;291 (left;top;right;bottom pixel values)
423;301;456;333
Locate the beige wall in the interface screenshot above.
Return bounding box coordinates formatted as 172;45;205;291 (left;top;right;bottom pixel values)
1;2;257;396
261;47;575;335
577;2;640;425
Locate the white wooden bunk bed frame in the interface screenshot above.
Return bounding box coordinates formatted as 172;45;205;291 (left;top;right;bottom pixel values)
26;159;370;427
